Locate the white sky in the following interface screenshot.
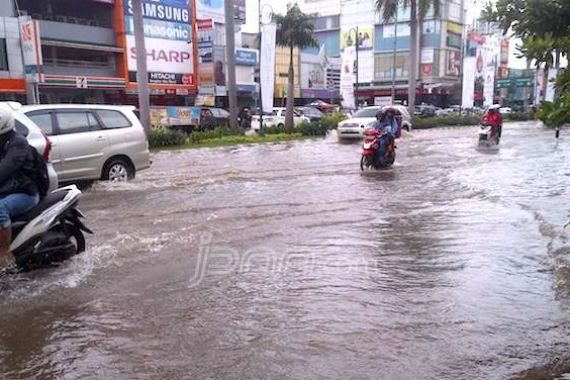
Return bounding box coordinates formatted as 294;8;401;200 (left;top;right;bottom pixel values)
242;0;529;68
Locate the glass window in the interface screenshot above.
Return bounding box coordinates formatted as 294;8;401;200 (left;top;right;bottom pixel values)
55;111;99;134
354;108;380;118
96;110;131;129
27;112;54;135
0;39;8;71
14;120;29;136
374;53;409;80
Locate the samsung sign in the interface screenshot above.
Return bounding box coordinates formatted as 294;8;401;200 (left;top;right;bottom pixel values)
235;49;258;66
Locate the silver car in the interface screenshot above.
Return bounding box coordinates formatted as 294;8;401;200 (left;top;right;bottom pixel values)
21;104;151;183
1;102;59;191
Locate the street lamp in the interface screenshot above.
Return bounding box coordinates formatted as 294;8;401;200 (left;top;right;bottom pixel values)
391;5;399;104
258;2;274;131
348;26;359;109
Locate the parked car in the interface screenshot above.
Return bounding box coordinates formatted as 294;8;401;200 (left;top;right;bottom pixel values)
251;107;310;129
499;107;513;114
435;108;456;117
21;104;151;183
1;102;58;191
337;105;413;140
295;106;324;122
415;104;439;117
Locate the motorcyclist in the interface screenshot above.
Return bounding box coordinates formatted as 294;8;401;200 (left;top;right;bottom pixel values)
373;108;399;165
0;106;40;270
482;104;502;143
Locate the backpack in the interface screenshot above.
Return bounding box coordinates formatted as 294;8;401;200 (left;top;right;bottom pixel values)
28;146;50;199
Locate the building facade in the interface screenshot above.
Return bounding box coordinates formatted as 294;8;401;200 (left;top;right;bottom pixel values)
298;0;467;107
0;0;201;105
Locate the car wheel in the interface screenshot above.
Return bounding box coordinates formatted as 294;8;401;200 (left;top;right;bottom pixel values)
277;123;285;129
103;158;134;182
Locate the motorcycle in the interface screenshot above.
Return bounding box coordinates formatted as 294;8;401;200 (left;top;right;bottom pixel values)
360;128;396;170
478;124;500;146
10;185;92;272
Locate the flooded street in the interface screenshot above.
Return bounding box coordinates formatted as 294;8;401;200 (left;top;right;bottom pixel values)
1;121;569;379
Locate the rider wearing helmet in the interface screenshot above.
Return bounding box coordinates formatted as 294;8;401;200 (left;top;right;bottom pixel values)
0;105;40;270
483;104;502;143
373;108;399;165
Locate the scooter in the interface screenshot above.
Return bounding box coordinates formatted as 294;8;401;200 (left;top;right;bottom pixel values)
360;128;396;170
10;185;92;271
478;124;500;146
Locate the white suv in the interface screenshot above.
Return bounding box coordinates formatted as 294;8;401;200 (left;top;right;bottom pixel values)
22;104;151;183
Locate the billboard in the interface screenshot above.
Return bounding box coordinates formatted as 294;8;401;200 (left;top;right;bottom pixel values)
196;0;225;24
235;49;258;66
124;0;194;87
340;26;374;51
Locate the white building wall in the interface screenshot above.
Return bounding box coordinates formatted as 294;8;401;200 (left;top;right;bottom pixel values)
299;0;341;17
0;16;23;78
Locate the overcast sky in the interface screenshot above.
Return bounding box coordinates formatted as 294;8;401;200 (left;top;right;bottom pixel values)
242;0;528;69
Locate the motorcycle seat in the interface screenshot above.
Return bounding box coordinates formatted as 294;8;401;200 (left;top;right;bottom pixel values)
13;191;69;224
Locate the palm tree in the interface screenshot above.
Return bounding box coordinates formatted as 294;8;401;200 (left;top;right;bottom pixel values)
273;4;319;132
375;0;440;116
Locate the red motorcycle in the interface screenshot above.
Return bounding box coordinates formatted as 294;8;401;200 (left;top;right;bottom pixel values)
360;128;396;170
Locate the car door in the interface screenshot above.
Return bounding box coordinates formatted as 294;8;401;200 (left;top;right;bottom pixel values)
25;110;65;175
53;109;108;181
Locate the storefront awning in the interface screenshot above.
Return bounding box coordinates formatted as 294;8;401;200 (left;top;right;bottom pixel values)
41;39;123;53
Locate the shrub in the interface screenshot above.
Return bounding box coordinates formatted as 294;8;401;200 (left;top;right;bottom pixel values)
537;97;570;127
295;121;329;136
189;126;245;144
320;113;348;130
412;115;480;129
503;112;534;121
263;124;287;135
149;127;187;148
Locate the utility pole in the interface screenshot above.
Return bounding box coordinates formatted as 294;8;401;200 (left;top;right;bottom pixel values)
391;7;398;104
258;0;263;130
132;0;151;136
225;0;238;129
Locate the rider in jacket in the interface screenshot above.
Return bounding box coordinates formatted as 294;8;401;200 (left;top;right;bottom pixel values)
0;106;40;270
483;104;502;143
373;108;399;164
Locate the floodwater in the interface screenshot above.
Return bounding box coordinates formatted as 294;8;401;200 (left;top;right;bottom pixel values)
1;121;569;379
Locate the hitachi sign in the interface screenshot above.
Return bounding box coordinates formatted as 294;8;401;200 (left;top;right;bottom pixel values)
130;48;191;63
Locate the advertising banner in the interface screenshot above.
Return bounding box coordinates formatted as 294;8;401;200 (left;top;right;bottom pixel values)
197;19;214;94
483;50;496;107
446;51;461;76
421;48;434;64
340;46;356;109
196;0;225;24
260;23;277;113
340;26;374;51
545;68;558;102
20;19;42;82
124;0;194;87
462;56;476;109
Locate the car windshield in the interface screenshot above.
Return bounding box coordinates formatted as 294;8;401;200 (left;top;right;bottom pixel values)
353;108;379;118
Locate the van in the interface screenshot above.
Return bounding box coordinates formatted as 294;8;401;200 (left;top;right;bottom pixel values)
21;104;151;183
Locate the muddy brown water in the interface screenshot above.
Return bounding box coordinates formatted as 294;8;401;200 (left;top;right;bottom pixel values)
1;122;569;379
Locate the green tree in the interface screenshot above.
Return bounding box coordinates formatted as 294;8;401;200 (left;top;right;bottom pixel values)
273;4;319;132
375;0;440;116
